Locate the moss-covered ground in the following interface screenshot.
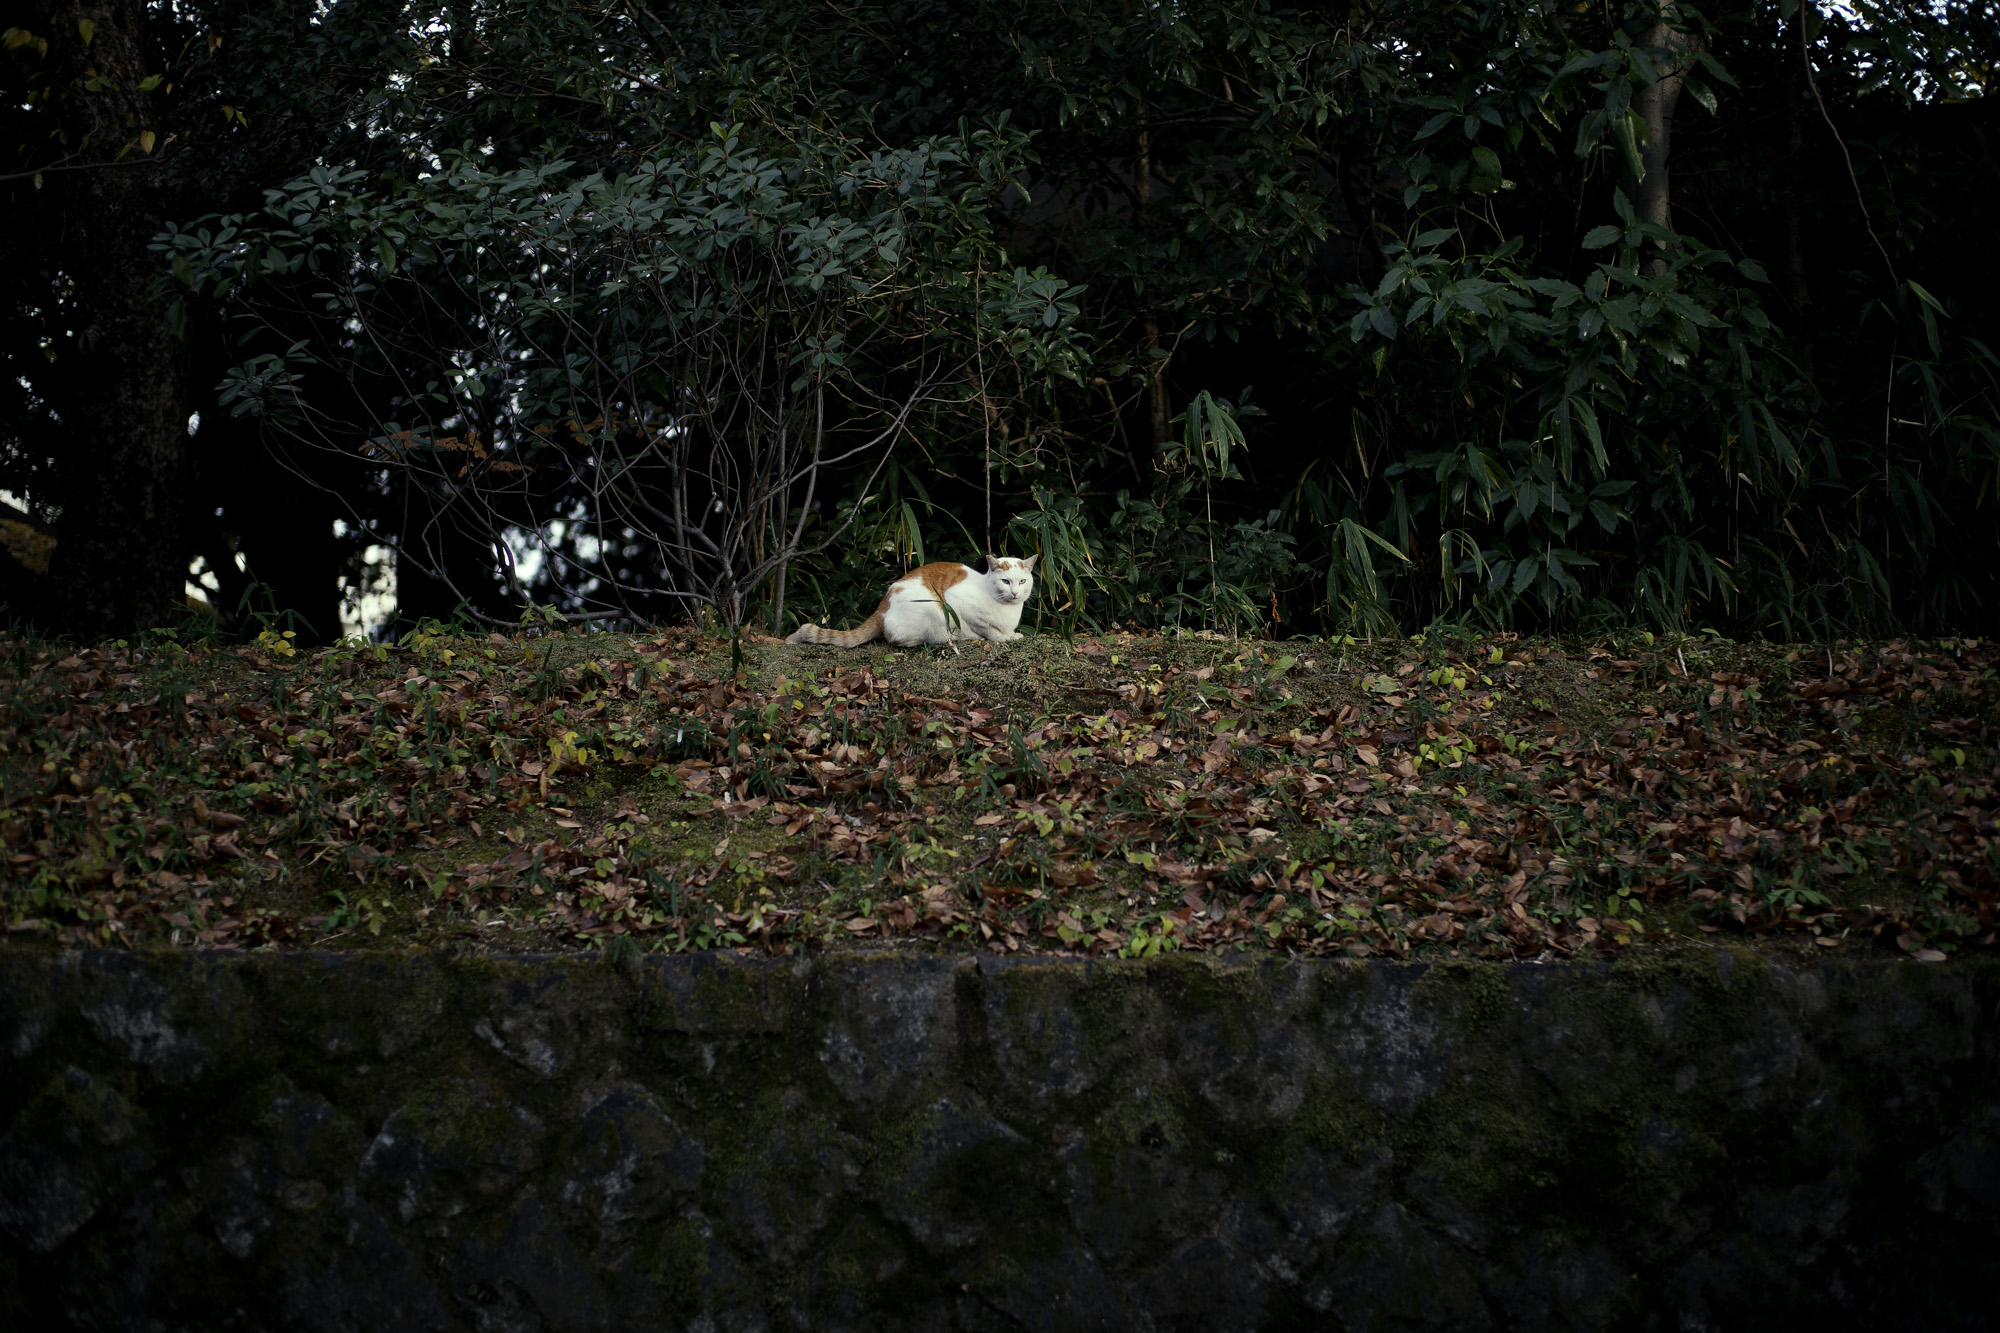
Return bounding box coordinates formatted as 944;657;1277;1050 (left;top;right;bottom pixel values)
1;624;1994;963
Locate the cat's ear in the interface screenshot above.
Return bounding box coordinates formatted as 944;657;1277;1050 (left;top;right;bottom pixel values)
985;553;1001;571
1020;554;1038;572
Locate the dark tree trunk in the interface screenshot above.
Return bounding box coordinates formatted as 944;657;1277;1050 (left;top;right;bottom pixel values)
29;0;190;639
239;458;340;643
393;478;506;629
1630;6;1708;273
185;316;346;644
1144;319;1171;448
196;423;343;643
1135;117;1172;449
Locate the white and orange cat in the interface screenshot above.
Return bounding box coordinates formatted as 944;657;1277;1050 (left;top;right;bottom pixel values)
787;556;1037;647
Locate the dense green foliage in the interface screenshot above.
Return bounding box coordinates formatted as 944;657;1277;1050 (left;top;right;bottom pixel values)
173;125;1090;626
8;0;1999;638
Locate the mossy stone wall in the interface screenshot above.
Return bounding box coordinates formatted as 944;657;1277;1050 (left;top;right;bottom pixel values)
0;948;1995;1330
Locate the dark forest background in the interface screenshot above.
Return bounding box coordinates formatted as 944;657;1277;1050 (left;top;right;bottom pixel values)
4;0;1997;644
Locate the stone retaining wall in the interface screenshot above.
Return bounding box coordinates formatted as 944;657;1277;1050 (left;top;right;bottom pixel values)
0;948;1995;1330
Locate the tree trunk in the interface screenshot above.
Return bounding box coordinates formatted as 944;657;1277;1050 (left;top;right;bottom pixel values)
769;557;788;637
29;0;189;639
1144;320;1171;448
1631;7;1708;273
184;322;351;641
237;451;341;643
1136;117;1171;448
393;478;505;630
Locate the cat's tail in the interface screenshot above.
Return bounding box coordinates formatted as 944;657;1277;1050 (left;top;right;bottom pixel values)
785;608;885;647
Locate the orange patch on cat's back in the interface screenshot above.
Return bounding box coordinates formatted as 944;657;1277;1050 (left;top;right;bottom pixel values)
897;561;971;601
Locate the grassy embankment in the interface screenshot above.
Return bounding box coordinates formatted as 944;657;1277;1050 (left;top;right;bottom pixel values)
1;625;1994;962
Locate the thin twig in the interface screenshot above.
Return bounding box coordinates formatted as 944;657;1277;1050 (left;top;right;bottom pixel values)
1799;3;1898;289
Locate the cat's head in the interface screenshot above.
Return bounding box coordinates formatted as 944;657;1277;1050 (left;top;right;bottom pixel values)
984;554;1037;604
